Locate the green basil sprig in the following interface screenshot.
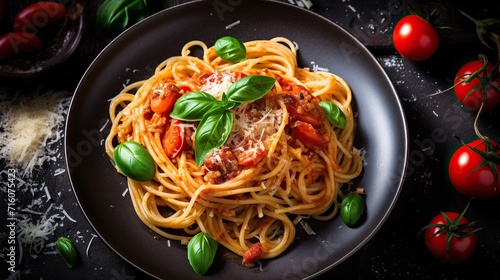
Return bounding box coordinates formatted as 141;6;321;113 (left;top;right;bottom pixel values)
170;75;275;166
340;192;365;227
214;36;246;63
187;232;218;276
113;140;156;181
319;101;347;129
96;0;149;42
194;108;234;166
56;236;78;269
169;92;221;121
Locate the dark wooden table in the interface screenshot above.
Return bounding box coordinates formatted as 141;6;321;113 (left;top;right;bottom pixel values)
1;1;499;279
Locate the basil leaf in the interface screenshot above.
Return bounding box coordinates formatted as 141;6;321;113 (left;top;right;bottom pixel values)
214;36;246;63
113;141;156;181
187;232;218;276
226;75;276;104
168;74;275;166
319;101;347;129
170;91;221;121
96;0;149;42
56;236;78;269
340;193;365;227
219;92;240;110
195;108;233;166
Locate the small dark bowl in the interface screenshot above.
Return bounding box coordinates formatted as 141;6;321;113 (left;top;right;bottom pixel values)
0;1;84;79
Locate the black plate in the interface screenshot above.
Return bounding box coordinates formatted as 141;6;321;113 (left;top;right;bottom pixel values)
65;1;408;279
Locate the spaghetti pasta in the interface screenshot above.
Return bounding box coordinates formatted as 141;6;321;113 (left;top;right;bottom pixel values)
105;37;363;267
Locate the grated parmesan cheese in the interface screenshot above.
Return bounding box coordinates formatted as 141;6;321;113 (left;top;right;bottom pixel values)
227;102;282;158
61;209;77;223
18;214;57;254
199;72;236;99
299;220;316;235
226;20;240;29
202;75;284;169
0;90;71;177
86;234;97;256
16;204;79;258
287;0;313;9
44;185;52;202
54;168;66;176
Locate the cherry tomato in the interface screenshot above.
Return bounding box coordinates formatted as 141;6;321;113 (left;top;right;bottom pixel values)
150;83;181;114
454;60;500;111
162;119;186;158
281;82;324;128
242;242;263;268
178;86;192;94
13;2;67;33
283;93;323;128
0;32;42;60
449;139;500;199
290;121;329;150
232;71;247;80
392;15;439;61
424;211;477;264
236;148;266;166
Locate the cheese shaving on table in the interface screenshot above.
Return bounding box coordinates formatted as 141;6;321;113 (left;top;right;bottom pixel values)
300;220;316;235
301;0;313;9
226;20;240;29
16;203;79;257
17;214;57;254
288;0;313;9
61;209;77;223
0;90;71;177
86;234;98;256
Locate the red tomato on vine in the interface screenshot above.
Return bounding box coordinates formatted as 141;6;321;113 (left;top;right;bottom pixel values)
423;205;480;264
449;138;500;199
454;59;500;111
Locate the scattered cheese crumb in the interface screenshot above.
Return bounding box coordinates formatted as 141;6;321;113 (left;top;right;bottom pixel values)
61;209;77;223
44;185;52;202
226;20;240;29
300;220;316;235
86;234;97;257
54;168;66;176
300;0;313;9
287;0;313;9
122;188;129;197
